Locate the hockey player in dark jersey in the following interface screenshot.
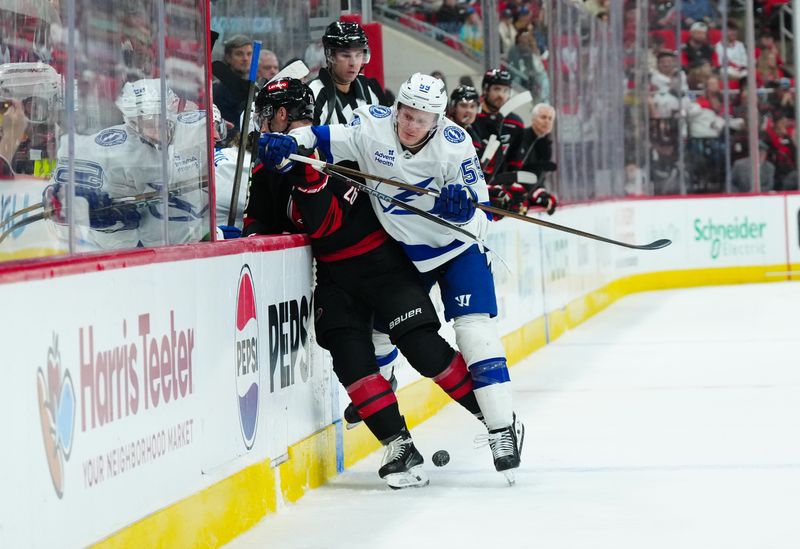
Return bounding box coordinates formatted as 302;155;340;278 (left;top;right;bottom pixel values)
471;69;525;178
245;78;486;488
447;84;481;150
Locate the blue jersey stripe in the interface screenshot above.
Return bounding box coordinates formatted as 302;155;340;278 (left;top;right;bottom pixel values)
399;239;463;262
311;125;334;163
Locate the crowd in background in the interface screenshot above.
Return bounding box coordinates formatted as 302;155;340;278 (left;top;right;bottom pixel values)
375;0;798;195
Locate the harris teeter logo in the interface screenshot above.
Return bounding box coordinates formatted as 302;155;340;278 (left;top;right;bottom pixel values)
235;265;260;450
694;216;767;260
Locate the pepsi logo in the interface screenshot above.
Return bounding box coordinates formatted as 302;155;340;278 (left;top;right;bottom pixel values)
235;265;260;450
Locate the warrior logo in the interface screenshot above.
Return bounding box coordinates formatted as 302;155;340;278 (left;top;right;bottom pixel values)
37;333;75;498
235;265;260;450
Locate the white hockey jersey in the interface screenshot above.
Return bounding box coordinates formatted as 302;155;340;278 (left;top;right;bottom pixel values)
52;110;209;249
291;104;492;272
213;146;250;226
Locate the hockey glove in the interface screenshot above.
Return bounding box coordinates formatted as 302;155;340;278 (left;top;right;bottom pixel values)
258;132;297;173
505;182;529;214
487;184;512;209
217;225;242;239
529;187;557;215
433;183;477;224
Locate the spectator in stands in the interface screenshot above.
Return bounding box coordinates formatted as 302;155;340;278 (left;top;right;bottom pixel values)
764;111;796;187
519;103;557;182
687;59;713;91
650;0;678;30
0;98;27;179
507;31;550;104
498;9;516;54
768;76;795;119
686;78;728;191
513;5;534;37
756;49;786;88
256;50;280;88
731;140;775;192
682;22;717;69
212;34;253;141
755;30;786;70
681;0;719;29
436;0;465;37
715;21;748;80
460;8;484;52
651;50;687;94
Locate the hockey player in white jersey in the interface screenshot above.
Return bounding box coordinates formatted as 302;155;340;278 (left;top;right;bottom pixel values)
264;73;524;479
48;78;208;250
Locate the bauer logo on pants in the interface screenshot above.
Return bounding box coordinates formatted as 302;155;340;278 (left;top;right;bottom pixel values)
235;265;260;450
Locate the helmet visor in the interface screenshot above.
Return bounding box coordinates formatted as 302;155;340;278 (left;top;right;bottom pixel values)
396;105;439;147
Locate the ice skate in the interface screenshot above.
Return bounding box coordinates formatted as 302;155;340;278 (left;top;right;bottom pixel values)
378;427;429;489
475;413;524;485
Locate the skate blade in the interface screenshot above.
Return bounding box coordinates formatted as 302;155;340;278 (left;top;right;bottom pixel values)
386;465;429;490
503;470;516;486
345;420;362;430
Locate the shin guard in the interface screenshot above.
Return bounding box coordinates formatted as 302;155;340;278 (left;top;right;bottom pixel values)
346;373;402;441
433;353;482;416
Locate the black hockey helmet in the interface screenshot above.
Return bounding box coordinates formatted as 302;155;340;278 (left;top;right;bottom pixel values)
448;85;479;112
481;69;512;92
254;77;314;128
322;21;371;64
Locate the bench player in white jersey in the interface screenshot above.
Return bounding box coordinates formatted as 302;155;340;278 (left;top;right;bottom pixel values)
48;79;208;250
265;73;524;478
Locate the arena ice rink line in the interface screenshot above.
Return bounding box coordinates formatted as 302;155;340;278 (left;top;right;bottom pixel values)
226;282;800;549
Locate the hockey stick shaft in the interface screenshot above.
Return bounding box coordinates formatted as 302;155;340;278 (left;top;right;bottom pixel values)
320;168;488;249
0;202;44;230
290;155;671;251
229;40;262;227
0;180;209;244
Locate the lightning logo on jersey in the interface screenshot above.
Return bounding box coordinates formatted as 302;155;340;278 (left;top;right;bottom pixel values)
377;177;434;215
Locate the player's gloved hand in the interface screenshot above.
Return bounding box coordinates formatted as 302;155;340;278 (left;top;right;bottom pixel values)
529;187;557;215
217;225;242;239
258;133;297;173
487;184;511;210
505;182;529;213
65;184;141;230
432;183;477;224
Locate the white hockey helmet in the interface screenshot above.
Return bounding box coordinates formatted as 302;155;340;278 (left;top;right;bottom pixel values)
116;78;179;147
0;62;62;124
395;73;447;116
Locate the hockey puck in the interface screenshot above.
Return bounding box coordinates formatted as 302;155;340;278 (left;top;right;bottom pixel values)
431;450;450;467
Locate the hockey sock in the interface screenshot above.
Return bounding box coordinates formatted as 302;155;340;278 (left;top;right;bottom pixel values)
470;359;513;430
433;352;482;416
346;373;403;442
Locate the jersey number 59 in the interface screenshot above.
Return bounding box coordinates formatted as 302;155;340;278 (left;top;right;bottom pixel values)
460;156;484;185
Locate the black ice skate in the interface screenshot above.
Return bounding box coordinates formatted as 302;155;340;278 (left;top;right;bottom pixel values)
378;427;429;489
344;372;398;430
475;413;525;486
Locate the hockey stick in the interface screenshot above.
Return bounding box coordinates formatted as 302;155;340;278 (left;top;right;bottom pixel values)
229;40;262;226
0;180;209;244
318;166;490;251
481;91;532;177
289;155;671;251
0;202;44;231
